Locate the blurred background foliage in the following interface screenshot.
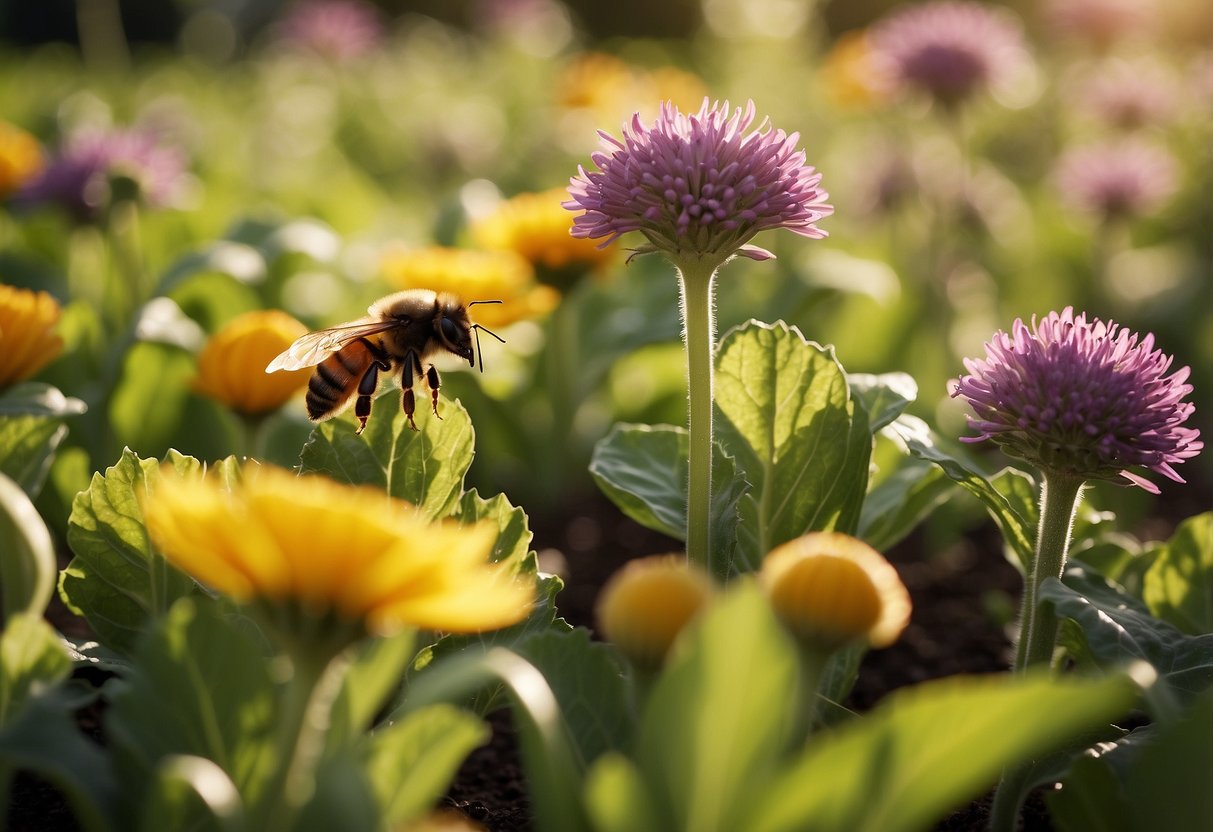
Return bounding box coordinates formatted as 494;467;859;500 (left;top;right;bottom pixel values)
1;0;1210;543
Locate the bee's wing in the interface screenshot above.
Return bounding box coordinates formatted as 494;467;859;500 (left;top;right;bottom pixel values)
265;318;400;372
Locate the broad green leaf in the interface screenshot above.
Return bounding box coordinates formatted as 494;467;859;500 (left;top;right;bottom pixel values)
0;614;71;726
0;472;57;621
848;372;917;433
515;628;631;767
1043;566;1213;705
0;382;87;417
1144;513;1213;635
156;240;267;297
105;598;277;815
61;449;202;653
748;671;1142;832
296;754;379;832
585;752;667;832
454;488;534;572
299;392;473;520
1046;752;1134;832
715;322;870;566
1122;686;1213;830
328;631;416;746
108;342;200;459
588;424;747;573
891;415;1035;569
637;583;798;832
858;457;952;552
138;755;243;832
0;684;120;832
0;416;68;499
362;704;487;828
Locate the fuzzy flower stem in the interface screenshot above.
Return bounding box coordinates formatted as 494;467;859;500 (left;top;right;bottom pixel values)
1015;471;1084;672
676;256;720;572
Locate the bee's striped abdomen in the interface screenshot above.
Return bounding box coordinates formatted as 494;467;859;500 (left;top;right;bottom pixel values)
306;339;377;421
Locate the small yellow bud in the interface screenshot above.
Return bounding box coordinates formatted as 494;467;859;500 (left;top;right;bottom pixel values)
596;555;713;669
0;122;45;199
192;310;311;416
760;532;910;651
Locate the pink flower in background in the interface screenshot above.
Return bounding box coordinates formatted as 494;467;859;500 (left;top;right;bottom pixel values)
952;308;1201;493
869;1;1028;107
20;127;189;222
1076;59;1177;130
276;0;384;62
565;99;832;263
1043;0;1151;48
1053;140;1177;221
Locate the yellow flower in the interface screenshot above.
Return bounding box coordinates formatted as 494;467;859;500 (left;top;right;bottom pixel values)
596;555;714;669
0;123;44;199
193;310;311;416
379;245;559;328
641;67;709;116
470;188;615;275
144;465;534;636
820;31;894;111
760;532;910;651
555;52;637;115
0;284;64;389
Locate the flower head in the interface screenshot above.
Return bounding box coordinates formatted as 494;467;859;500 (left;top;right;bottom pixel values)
21;127;189;222
0;284;64;389
193;310;312;417
869;1;1028;107
471;188;615;281
1053;140;1177;222
0;123;44;200
144;465;533;638
565;99;832;263
952;308;1202;493
380;245;558;328
274;0;384;62
1075;59;1177;131
1042;0;1150;49
760;532;910;651
596;555;714;669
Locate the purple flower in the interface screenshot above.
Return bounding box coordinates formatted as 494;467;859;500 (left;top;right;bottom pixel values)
1053;140;1177;222
20;128;188;222
275;0;384;62
564;99;832;263
1042;0;1148;48
952;308;1202;493
1076;59;1177;130
869;1;1027;107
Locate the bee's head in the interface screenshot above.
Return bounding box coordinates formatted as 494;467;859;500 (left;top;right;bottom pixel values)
435;295;475;365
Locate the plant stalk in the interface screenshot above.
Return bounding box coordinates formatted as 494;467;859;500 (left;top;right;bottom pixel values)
675;257;719;572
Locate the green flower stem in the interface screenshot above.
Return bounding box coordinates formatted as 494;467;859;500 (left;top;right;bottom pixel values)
793;642;832;743
990;472;1084;832
674;256;720;572
1014;472;1085;673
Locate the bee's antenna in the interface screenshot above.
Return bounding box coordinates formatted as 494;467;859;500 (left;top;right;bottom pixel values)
471;323;506;373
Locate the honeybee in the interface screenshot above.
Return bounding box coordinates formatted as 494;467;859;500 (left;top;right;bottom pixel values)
266;289;503;434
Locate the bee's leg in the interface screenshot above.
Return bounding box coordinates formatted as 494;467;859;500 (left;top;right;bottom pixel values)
400;352;419;431
354;359;388;435
426;364;442;420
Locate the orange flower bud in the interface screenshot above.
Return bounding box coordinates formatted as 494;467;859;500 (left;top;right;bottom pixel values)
193;310;311;416
596;555;714;669
0;284;64;389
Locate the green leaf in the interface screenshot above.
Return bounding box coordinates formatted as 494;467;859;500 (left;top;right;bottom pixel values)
61;449;202;653
715;321;870;567
299;392;473;520
138;755;244;832
1123;686;1213;830
748;671;1142;832
588;423;748;574
858;456;953;552
328;631;416;746
585;752;667;832
0;614;71;726
0;416;67;500
0;382;87;417
1043;566;1213;706
891;415;1036;569
515;628;631;767
361;704;487;828
848;372;917;433
0;684;120;832
108;342;200;458
1144;512;1213;635
156;241;267;297
105;598;277;815
1049;754;1135;832
453;488;534;571
0;472;57;622
637;583;798;832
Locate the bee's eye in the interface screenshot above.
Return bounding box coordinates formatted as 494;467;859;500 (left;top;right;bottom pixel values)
440;317;462;343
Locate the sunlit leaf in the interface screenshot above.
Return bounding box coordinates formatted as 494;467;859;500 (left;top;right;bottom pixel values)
0;473;57;622
0;614;71;726
454;488;534;572
715;321;871;567
138;755;243;832
328;632;417;746
61;449;202;653
361;704;487;828
0;416;68;499
585;752;667;832
0;382;87;418
299;392;473;520
748;671;1141;832
1044;566;1213;706
848;372;917;433
1143;512;1213;635
858;456;952;552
